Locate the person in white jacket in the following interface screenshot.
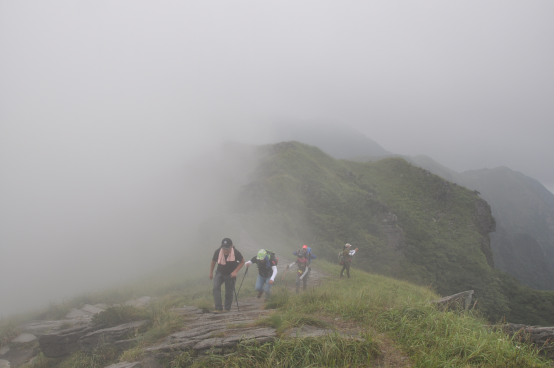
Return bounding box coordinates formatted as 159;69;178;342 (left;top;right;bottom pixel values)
245;249;278;299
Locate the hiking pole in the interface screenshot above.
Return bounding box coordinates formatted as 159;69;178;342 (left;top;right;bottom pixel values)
233;277;240;312
236;267;248;300
281;265;289;281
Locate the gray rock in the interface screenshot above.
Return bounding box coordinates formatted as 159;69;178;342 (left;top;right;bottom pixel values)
39;324;97;358
65;308;89;319
104;362;142;368
431;290;474;310
0;346;9;355
0;359;10;368
18;319;90;336
192;327;276;350
11;333;37;343
81;304;105;315
79;320;148;352
497;324;554;358
146;339;201;353
222;328;276;344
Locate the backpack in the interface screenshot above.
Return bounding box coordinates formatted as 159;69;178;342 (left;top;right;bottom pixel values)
338;252;344;265
296;254;308;271
261;249;278;267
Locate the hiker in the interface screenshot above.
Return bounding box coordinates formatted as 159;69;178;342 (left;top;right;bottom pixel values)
293;245;317;265
245;249;278;299
340;243;358;278
209;238;245;313
287;251;309;293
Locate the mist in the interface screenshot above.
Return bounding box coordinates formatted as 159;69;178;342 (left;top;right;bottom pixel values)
2;1;554;316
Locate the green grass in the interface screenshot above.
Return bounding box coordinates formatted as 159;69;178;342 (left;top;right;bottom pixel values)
172;334;381;368
257;260;551;367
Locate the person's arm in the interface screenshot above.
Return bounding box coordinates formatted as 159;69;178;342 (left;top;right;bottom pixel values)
269;265;278;284
245;260;252;267
209;260;216;279
293;251;298;256
310;253;317;259
230;258;245;278
287;262;295;269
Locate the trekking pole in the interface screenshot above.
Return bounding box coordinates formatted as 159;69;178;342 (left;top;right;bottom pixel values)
236;267;248;300
233;277;240;312
281;265;289;281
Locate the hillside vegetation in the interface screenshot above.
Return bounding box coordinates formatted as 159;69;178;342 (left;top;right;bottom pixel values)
356;153;554;292
231;142;554;325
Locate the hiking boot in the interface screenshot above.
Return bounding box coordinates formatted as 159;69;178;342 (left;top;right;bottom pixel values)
257;291;263;299
213;310;223;314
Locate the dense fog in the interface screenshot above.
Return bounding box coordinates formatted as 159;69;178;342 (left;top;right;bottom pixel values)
1;1;553;316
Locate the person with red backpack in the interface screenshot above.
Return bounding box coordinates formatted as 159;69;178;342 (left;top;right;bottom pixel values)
245;249;278;299
293;245;317;265
287;250;310;293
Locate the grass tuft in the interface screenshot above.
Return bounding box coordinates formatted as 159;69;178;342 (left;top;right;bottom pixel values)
182;334;381;367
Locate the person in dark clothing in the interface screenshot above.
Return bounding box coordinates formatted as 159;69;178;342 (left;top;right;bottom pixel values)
340;243;358;278
287;251;309;293
245;249;278;299
209;238;245;313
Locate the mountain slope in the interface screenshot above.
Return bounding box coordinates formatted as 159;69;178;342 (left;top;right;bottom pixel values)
225;142;554;325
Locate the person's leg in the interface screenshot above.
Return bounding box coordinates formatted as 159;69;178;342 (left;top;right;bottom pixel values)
223;275;235;311
346;263;351;278
295;272;300;293
303;273;308;290
340;264;346;277
212;272;224;311
264;277;272;298
255;275;265;298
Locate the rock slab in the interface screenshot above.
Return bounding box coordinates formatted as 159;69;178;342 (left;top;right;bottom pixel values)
104;362;142;368
431;290;474;310
11;333;37;343
79;320;148;352
39;324;97;358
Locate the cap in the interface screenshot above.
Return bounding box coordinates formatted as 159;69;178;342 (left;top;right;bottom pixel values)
345;243;351;247
257;249;268;260
221;238;233;249
298;251;306;258
302;245;308;249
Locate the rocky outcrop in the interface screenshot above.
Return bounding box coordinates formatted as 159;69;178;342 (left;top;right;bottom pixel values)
38;324;97;358
104;362;143;368
473;198;496;267
496;324;554;359
381;211;404;252
38;320;148;358
79;320;148;352
431;290;474;311
146;308;275;359
18;319;89;336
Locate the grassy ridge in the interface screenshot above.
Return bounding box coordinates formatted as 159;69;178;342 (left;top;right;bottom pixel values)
235;142;554;324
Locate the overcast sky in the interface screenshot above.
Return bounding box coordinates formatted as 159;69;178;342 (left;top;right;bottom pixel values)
1;1;553;315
